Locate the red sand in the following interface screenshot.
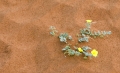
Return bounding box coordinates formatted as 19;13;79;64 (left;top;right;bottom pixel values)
0;0;120;73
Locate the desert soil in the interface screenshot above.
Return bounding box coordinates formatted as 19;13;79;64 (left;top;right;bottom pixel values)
0;0;120;73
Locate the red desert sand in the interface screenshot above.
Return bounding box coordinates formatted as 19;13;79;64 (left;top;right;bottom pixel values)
0;0;120;73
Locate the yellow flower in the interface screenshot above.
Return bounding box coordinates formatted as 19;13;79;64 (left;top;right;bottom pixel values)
78;48;83;52
91;49;98;57
86;20;92;23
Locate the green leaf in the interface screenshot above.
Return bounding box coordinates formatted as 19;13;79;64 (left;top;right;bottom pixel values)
67;49;75;56
82;46;91;51
50;31;55;36
75;51;81;56
78;36;89;42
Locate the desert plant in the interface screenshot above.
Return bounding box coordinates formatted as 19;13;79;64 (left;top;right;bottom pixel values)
62;45;82;56
49;26;58;36
62;45;98;59
77;46;98;59
78;35;89;42
78;20;112;42
90;31;111;38
49;20;111;60
59;33;72;43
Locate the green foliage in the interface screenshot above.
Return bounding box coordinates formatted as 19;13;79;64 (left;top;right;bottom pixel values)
67;49;75;56
49;20;111;60
62;45;70;51
63;45;82;56
75;51;81;56
78;23;112;42
80;28;91;35
82;46;91;51
90;31;112;37
83;52;92;57
49;26;58;36
86;22;92;28
62;45;93;58
59;33;72;43
78;36;89;42
80;46;92;58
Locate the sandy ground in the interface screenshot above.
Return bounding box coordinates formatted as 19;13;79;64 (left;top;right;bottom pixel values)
0;0;120;73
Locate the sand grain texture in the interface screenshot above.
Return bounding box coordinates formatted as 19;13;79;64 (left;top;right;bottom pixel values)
0;0;120;73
